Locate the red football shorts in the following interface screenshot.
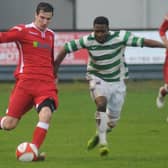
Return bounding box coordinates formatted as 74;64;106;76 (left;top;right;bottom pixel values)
6;79;58;119
163;55;168;84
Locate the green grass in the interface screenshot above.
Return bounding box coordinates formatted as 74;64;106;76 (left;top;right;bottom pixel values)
0;80;168;168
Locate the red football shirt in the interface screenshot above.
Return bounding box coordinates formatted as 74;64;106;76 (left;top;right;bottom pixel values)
159;17;168;83
159;19;168;37
0;23;55;81
159;17;168;56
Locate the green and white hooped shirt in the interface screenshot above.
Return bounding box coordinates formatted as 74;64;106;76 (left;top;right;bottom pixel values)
64;30;144;82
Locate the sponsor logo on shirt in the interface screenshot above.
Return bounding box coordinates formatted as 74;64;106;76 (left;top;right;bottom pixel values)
33;41;51;50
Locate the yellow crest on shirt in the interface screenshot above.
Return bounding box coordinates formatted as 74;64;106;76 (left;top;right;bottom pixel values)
33;41;38;47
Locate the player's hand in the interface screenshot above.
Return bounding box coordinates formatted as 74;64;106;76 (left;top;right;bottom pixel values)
55;74;59;84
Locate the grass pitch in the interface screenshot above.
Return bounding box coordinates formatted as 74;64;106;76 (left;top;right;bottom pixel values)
0;80;168;168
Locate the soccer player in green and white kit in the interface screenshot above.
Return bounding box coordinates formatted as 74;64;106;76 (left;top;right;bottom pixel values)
54;16;165;156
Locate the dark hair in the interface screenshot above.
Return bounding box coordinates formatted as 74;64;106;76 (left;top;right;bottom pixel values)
36;2;54;15
93;16;109;26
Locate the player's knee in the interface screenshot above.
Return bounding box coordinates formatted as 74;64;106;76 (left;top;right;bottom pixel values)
96;101;106;112
37;98;56;123
37;98;56;113
38;107;53;123
3;117;18;130
95;97;107;112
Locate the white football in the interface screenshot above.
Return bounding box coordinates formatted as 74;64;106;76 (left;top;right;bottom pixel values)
16;142;38;162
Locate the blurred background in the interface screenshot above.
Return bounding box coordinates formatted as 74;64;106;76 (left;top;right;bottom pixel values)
0;0;168;30
0;0;168;81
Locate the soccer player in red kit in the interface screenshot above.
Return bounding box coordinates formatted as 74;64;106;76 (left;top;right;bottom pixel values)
0;2;58;161
156;14;168;108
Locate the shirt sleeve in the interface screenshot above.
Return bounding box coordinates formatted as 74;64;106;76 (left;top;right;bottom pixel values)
159;19;168;37
0;25;24;43
120;30;144;47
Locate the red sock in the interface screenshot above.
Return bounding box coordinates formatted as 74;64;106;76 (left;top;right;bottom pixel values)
32;126;48;149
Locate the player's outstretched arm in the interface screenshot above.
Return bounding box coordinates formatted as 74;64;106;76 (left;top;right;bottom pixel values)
159;16;168;48
54;47;67;75
143;38;166;48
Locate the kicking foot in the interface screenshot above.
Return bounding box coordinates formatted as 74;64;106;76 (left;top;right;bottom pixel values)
34;152;46;161
87;134;99;150
156;95;165;108
99;144;109;157
156;86;167;108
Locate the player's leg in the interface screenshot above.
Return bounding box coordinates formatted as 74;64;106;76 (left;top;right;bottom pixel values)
87;111;113;152
99;81;126;156
32;101;53;161
95;97;108;145
0;116;19;130
32;98;56;149
0;83;33;130
32;84;58;161
156;60;168;108
87;97;109;156
87;77;109;155
156;83;168;108
106;82;126;132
